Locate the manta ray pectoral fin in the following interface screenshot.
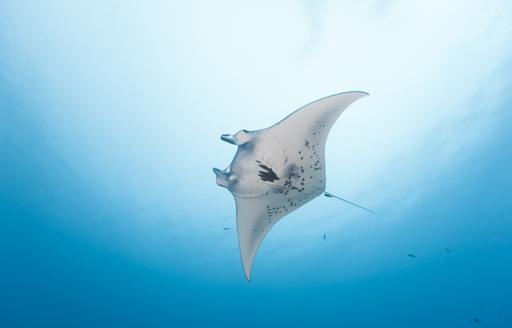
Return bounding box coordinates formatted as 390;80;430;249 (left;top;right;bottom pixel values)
269;91;369;143
235;197;262;281
234;189;320;280
234;196;287;281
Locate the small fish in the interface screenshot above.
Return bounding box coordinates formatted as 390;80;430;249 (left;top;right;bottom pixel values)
323;234;326;240
408;254;416;258
473;318;480;324
445;248;450;253
223;227;231;230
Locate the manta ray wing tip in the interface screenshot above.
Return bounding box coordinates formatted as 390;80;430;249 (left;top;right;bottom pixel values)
243;264;252;281
352;90;369;97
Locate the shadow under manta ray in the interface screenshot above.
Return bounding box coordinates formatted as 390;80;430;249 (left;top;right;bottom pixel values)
213;91;372;280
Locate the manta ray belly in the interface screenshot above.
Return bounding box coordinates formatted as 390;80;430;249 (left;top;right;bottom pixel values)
227;132;287;198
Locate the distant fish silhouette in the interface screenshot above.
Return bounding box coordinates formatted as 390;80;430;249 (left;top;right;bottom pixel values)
408;254;416;258
223;227;231;230
445;248;450;253
323;233;326;240
473;318;480;324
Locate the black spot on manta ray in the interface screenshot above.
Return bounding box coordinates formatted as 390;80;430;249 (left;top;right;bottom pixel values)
257;163;280;182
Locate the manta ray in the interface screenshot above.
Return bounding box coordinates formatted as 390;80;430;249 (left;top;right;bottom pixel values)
213;91;371;280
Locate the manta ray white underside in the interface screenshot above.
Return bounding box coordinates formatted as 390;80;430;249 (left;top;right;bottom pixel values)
213;91;368;280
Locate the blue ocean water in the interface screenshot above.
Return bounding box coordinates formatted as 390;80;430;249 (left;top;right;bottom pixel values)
1;2;512;327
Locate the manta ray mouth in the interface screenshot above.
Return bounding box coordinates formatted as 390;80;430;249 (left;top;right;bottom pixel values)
257;163;279;182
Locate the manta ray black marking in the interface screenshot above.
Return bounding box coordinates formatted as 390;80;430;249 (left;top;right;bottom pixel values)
257;163;280;182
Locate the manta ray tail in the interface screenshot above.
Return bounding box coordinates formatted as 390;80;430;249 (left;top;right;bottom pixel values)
324;192;375;214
